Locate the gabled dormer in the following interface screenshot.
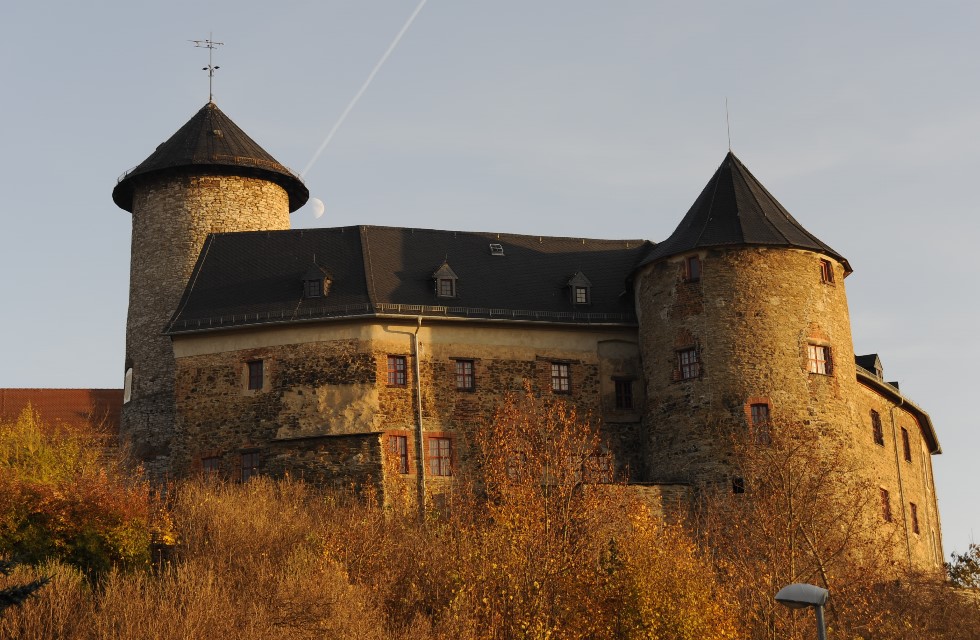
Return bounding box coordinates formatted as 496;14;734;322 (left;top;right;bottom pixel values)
432;262;459;298
567;271;592;305
855;353;884;379
302;265;331;299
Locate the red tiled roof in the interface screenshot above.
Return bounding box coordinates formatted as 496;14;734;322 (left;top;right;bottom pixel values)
0;389;123;433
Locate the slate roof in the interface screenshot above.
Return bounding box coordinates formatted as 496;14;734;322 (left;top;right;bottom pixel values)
639;152;851;272
113;102;308;213
166;226;650;334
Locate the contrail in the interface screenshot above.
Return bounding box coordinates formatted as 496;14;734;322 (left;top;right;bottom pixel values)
301;0;429;178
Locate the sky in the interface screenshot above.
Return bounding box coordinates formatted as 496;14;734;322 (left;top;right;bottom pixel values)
1;1;977;556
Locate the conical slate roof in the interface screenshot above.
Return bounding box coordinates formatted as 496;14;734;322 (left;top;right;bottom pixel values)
640;152;851;272
113;102;308;213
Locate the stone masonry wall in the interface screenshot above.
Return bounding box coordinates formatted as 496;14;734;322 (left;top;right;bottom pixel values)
123;173;290;479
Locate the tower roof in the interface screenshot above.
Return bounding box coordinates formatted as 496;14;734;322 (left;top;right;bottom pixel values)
112;102;309;213
639;152;851;272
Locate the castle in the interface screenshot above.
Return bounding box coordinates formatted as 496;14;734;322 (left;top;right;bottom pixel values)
113;101;944;572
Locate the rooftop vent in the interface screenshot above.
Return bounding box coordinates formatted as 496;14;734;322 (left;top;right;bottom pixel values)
489;243;504;256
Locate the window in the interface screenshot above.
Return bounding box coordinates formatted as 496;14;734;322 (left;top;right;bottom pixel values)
241;452;260;482
201;456;221;476
428;437;452;476
678;348;700;380
387;355;407;386
247;360;264;390
871;410;884;446
880;488;892;522
574;286;589;304
489;243;504;256
686;255;701;282
437;278;455;298
455;360;475;391
551;363;571;394
820;259;834;283
614;379;633;410
901;428;912;462
806;344;832;375
732;476;745;494
910;502;920;534
123;368;132;404
304;278;323;298
750;403;772;444
389;435;409;474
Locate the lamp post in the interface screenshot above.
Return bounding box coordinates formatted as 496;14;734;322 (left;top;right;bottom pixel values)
775;583;829;640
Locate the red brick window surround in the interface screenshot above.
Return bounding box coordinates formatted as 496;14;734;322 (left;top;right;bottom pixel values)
678;348;700;380
806;344;832;375
388;435;409;474
387;355;407;386
240;452;260;482
455;360;475;391
880;488;893;522
819;259;835;284
871;410;884;446
614;379;634;410
551;363;571;394
910;502;920;534
428;436;452;477
686;255;702;282
247;360;264;390
901;428;912;462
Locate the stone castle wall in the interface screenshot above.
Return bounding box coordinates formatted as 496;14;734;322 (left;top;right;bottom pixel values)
123;173;290;478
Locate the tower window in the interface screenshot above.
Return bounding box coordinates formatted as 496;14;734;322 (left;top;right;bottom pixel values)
749;402;772;444
871;410;884;446
387;355;407;386
686;255;701;282
880;488;892;522
455;360;475;391
901;427;912;462
614;379;633;409
247;360;264;390
678;348;700;380
732;476;745;494
820;259;835;284
551;363;571;394
910;502;920;534
806;344;832;375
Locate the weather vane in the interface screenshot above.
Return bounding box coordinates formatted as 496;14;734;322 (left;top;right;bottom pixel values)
191;34;223;102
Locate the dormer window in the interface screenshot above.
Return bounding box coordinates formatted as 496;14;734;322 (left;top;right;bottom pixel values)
302;265;331;299
567;271;592;305
489;243;504;256
432;262;459;299
686;255;701;282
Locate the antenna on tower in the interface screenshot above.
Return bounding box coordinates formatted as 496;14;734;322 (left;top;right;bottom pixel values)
191;34;223;102
725;97;732;151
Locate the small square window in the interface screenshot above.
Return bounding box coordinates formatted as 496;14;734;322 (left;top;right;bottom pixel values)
871;410;884;446
686;256;701;282
247;360;264;390
387;355;407;386
304;279;323;298
820;259;835;284
678;348;700;380
455;360;475;391
806;344;832;375
910;502;920;534
389;435;409;474
437;278;455;298
901;427;912;462
614;379;633;409
241;452;260;482
428;437;452;476
551;363;571;394
880;488;892;522
749;402;772;444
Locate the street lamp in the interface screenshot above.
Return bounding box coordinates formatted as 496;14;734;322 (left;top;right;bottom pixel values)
775;583;829;640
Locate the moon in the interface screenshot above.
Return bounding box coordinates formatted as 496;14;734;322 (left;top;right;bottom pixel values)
310;197;325;219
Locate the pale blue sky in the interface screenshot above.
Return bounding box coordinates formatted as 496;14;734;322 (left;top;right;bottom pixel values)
1;1;977;555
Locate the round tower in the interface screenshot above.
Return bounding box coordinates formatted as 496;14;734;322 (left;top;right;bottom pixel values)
113;102;308;477
634;152;856;485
